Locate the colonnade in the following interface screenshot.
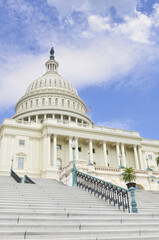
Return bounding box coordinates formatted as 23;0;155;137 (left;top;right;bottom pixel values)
21;114;86;125
43;134;144;170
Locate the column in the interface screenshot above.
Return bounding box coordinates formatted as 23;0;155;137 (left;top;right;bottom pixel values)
116;142;120;166
36;115;38;123
53;135;57;167
121;143;126;167
28;116;31;122
42;135;47;169
138;145;144;170
69;137;72;162
47;134;51;167
52;114;55;120
75;118;78;123
75;138;78;160
68;116;71;122
89;139;93;164
133;145;139;169
44;114;46;120
103;141;108;167
61;115;63;121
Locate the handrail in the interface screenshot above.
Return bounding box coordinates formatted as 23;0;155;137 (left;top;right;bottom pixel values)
76;170;130;213
24;175;35;184
10;169;22;183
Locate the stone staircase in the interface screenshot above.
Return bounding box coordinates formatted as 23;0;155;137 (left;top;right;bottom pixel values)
0;175;159;239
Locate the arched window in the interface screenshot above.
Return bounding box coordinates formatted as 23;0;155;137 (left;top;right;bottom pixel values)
54;79;57;85
26;102;27;109
44;79;47;86
30;101;33;108
55;98;58;106
49;80;52;86
49;98;52;105
62;99;64;107
77;104;79;110
73;102;75;109
59;80;61;86
21;104;23;110
40;80;42;87
36;99;39;107
42;98;45;106
68;100;70;108
35;82;38;88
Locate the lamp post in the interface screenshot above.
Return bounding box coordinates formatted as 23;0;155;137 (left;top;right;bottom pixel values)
119;154;125;169
71;137;77;186
146;156;153;171
88;149;93;166
88;150;91;165
10;156;14;176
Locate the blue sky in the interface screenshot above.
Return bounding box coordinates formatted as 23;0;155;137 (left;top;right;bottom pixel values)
0;0;159;140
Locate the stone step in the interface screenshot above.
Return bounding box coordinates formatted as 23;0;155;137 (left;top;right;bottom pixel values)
0;229;159;239
1;216;159;224
0;222;159;231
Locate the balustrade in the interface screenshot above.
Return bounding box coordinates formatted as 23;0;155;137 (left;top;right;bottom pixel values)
76;171;130;212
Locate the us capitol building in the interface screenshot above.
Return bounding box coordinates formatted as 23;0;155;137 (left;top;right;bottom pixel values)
0;48;159;191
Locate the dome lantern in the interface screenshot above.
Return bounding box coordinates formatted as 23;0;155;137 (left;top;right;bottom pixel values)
45;47;59;73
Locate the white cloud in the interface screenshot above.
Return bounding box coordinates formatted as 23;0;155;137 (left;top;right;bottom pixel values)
96;119;137;131
0;53;46;109
88;15;111;32
47;0;139;17
116;11;152;43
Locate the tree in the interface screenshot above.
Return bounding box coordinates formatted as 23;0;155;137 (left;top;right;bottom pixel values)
122;167;136;183
156;156;159;167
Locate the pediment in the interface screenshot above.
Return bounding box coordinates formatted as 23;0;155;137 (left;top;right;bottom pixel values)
16;152;27;156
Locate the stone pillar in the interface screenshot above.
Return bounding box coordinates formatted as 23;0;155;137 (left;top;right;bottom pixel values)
89;139;93;164
116;142;120;166
61;115;63;121
36;115;38;123
103;141;108;166
133;145;139;169
69;137;72;162
75;138;78;160
52;114;55;120
43;135;47;169
138;146;144;170
53;135;57;167
121;143;126;167
47;134;51;167
28;116;31;122
68;116;71;122
44;114;46;120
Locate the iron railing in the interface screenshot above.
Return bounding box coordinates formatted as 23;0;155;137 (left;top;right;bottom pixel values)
11;169;22;183
24;175;35;184
76;171;130;213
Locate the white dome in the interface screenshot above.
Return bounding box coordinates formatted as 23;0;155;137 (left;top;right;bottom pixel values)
25;72;78;96
12;48;93;126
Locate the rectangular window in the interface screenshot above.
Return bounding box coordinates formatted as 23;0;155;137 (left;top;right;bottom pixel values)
19;140;25;146
93;148;95;154
56;145;61;150
78;147;82;152
18;157;24;169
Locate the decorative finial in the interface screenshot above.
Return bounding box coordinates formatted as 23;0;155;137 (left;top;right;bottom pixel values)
50;47;54;60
